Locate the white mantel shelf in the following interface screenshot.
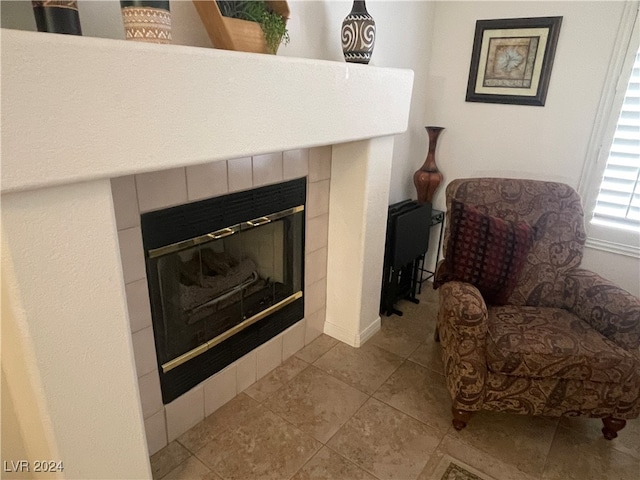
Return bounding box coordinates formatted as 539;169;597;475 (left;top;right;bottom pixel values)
1;28;413;193
1;28;414;480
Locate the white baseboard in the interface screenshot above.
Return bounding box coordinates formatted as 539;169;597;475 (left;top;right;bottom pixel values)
323;315;381;347
356;316;381;346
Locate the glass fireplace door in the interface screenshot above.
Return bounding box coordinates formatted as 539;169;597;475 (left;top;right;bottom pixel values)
148;206;304;372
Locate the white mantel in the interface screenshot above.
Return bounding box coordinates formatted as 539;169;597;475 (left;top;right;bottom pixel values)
1;29;413;479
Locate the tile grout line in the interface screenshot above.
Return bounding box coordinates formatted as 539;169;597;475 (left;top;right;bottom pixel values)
259;362;369;448
241;403;322;480
251;356;372;480
320;392;437;480
325;442;385;480
171;394;264;478
370;371;451;437
319;396;387;480
538;419;560;479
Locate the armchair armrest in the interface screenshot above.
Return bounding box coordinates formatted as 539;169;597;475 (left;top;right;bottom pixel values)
563;268;640;351
437;281;489;411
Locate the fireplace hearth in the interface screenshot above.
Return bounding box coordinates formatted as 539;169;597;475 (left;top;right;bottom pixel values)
142;178;306;403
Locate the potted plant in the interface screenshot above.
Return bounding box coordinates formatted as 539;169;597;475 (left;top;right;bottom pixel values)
193;0;290;54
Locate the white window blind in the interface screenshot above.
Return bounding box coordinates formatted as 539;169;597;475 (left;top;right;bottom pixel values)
592;48;640;232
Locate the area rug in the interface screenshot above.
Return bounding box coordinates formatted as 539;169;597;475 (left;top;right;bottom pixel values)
430;454;498;480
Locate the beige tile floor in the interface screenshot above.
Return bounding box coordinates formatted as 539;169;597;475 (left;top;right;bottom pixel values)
150;287;640;480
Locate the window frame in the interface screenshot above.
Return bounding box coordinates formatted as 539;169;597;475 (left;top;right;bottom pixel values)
579;1;640;258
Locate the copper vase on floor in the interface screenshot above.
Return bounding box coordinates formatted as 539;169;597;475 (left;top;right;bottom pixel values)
414;126;445;204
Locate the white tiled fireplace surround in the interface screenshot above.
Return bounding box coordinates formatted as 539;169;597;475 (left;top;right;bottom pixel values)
2;30;413;478
113;147;333;455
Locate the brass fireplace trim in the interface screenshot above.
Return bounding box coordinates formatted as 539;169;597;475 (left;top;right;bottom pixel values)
148;205;304;259
161;290;303;373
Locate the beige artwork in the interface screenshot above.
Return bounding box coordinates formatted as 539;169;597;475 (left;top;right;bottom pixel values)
483;36;538;88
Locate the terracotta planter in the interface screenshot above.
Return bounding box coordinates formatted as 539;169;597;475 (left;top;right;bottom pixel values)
192;1;290;54
120;1;172;44
413;126;445;204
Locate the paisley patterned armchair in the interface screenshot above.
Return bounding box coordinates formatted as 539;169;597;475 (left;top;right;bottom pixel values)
435;178;640;439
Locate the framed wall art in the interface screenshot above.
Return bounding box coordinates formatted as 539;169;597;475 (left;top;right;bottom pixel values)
465;16;562;106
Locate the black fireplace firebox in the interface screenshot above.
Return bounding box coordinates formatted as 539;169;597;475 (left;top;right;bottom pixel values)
141;178;306;403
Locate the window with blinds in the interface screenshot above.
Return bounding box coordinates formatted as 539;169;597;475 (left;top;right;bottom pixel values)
592;48;640;232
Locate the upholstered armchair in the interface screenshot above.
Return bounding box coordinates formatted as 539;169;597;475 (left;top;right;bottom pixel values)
434;178;640;439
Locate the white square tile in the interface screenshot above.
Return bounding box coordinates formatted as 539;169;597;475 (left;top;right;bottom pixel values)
252;152;283;187
138;369;163;419
307;179;330;219
136;167;187;213
304;277;327;318
118;226;146;286
227;157;253;192
165;385;204;442
125;278;152;333
256;334;283;380
186;161;228;201
309;146;332;182
282;320;306;360
305;308;326;344
236;351;257;392
132;326;158;378
204;365;237;416
283;149;309;180
110;175;139;231
144;409;167;456
306;213;329;254
305;247;328;287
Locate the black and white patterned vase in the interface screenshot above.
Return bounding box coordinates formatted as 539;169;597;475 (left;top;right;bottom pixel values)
341;1;376;64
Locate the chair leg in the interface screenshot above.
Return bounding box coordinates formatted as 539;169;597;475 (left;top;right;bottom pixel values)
452;407;473;431
434;326;440;342
602;417;626;440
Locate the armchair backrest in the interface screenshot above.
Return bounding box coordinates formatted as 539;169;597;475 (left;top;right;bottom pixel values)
444;178;587;306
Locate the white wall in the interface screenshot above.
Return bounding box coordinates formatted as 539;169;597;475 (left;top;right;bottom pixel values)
425;0;639;293
581;247;640;295
426;1;627;195
0;0;434;204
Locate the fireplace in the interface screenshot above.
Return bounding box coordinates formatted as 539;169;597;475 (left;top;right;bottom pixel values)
3;28;412;478
113;151;331;449
141;178;306;403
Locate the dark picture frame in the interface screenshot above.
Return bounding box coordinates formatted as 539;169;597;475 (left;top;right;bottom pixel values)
465;16;562;106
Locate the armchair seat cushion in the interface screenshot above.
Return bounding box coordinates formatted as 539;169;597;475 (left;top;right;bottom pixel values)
486;305;638;383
